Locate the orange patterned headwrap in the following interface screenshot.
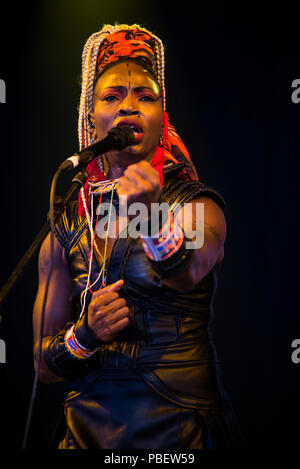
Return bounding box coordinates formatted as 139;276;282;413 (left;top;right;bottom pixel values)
77;25;198;216
96;29;157;75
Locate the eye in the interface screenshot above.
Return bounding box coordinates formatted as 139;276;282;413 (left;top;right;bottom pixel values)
140;95;155;102
103;95;119;102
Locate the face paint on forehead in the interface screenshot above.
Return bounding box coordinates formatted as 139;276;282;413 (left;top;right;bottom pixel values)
94;61;161;97
125;61;156;91
126;62;131;89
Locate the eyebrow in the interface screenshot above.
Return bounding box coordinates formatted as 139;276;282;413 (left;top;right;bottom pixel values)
102;85;158;92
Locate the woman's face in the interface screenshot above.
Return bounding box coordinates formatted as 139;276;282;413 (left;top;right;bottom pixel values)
91;60;163;164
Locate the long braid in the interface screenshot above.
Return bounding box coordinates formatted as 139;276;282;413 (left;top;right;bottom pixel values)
86;33;107;124
153;36;166;111
79;31;105;149
78;37;95;149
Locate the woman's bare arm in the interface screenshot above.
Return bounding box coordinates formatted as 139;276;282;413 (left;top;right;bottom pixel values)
33;233;73;383
162;196;226;293
33;232;130;383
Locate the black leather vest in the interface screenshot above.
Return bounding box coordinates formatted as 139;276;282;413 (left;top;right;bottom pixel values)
55;163;232;410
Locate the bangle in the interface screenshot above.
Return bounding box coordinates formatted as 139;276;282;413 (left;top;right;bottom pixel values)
140;209;193;279
43;328;101;380
64;325;98;360
139;209;184;262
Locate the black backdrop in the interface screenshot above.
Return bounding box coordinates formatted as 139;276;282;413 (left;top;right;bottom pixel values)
0;1;299;449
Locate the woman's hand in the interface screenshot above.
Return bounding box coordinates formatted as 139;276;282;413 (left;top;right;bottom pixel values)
117;160;161;221
87;279;129;342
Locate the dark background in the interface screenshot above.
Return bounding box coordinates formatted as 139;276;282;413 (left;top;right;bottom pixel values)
0;0;299;449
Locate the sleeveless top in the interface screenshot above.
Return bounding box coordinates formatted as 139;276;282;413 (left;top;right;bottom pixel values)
54;162;233;412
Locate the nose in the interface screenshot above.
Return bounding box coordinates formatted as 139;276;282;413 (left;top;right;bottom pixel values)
118;93;140;117
119;108;139;116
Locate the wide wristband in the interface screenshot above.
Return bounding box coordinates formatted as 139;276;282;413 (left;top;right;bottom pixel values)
140;209;193;279
147;235;193;279
73;311;104;351
64;325;99;359
43;326;101;380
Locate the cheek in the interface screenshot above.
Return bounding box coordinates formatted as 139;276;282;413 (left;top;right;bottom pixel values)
93;106;115;137
146;107;163;138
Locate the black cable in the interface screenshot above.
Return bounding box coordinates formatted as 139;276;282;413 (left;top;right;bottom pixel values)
22;167;63;449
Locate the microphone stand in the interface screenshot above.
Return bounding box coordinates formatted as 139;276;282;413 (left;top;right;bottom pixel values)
0;125;134;448
0;125;134;315
0;169;89;315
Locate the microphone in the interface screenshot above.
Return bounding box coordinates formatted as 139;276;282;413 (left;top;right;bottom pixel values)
59;125;135;171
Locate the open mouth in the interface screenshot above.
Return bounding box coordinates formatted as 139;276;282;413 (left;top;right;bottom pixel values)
117;122;143;134
128;124;143;135
116;121;143;144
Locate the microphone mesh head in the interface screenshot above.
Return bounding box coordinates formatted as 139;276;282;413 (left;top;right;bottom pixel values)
108;125;135;149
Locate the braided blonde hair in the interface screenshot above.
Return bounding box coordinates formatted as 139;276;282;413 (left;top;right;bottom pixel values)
78;23;166;151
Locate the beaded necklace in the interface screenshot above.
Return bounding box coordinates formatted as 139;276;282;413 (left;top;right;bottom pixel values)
79;155;119;317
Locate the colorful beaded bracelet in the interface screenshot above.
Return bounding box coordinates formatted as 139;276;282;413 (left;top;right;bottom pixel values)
64;325;98;360
140;209;184;262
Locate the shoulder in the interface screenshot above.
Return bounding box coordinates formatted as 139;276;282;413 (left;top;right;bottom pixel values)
162;163;226;215
38;231;68;277
54;200;87;254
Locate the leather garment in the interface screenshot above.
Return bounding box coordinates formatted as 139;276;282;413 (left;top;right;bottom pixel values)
54;163;242;448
